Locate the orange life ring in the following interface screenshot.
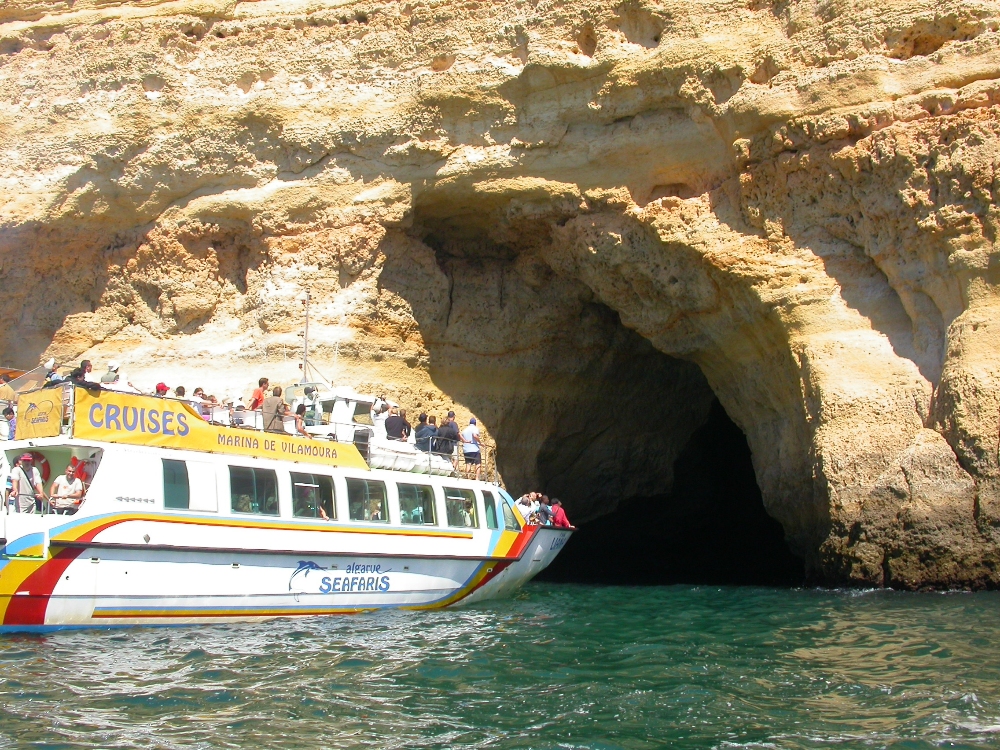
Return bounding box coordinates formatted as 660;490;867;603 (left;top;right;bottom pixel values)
28;451;50;483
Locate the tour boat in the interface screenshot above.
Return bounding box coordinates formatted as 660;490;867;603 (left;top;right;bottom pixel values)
0;384;571;631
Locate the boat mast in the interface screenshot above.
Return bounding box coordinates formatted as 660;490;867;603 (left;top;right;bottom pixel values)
301;289;311;384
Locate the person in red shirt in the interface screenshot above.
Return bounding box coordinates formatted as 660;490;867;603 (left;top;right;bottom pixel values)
550;498;572;528
249;377;269;410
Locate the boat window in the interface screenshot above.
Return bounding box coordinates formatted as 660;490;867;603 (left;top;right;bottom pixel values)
230;466;279;516
444;487;478;528
501;498;520;531
291;472;335;520
398;483;435;525
162;459;190;510
496;488;521;531
346;478;388;522
482;489;499;530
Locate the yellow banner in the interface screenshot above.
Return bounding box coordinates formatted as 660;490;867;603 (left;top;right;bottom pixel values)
72;388;369;470
16;388;64;439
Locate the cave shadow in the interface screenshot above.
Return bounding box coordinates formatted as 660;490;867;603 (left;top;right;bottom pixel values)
536;398;806;586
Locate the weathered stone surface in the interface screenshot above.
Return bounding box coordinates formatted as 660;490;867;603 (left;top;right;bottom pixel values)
3;0;1000;587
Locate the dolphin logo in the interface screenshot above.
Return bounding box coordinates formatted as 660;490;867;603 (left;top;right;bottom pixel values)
288;560;327;591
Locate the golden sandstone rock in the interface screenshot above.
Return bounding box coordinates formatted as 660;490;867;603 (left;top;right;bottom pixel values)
2;0;1000;587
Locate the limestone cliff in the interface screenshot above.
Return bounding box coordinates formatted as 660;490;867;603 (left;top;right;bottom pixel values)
3;0;1000;587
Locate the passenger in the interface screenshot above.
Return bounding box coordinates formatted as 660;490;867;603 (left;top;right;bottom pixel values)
4;472;13;511
441;412;462;469
154;382;169;397
385;406;406;441
369;499;384;521
249;378;269;411
371;399;390;441
12;453;46;513
551;498;572;528
414;413;436;452
399;409;412;441
100;361;120;384
174;386;186;398
68;367;93;388
103;371;141;394
461;417;482;480
49;465;84;515
293;403;310;437
2;406;15;440
263;387;286;433
516;493;539;524
191;387;206;402
536;494;554;525
462;498;474;527
0;373;15;405
80;359;97;383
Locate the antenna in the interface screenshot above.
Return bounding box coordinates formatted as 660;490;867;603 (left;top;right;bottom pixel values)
301;290;311;385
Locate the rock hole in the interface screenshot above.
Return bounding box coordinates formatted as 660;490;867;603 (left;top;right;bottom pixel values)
648;183;696;202
885;17;984;60
141;75;165;92
611;1;667;49
431;53;456;72
576;22;598;57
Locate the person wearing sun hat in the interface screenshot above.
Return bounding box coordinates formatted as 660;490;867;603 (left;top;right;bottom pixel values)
11;453;46;513
100;361;121;384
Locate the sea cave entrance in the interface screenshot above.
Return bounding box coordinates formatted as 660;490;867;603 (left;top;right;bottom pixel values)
381;189;805;586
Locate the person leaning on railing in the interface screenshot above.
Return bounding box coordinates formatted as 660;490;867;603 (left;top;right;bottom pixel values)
414;413;435;451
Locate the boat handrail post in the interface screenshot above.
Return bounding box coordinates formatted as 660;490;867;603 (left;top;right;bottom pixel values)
66;382;75;437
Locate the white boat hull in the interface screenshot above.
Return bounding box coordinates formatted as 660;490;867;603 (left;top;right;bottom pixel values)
0;512;570;629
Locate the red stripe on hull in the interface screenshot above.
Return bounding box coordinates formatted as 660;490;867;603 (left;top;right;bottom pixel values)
3;548;84;625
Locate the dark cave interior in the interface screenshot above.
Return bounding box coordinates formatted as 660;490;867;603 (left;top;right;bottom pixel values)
536;399;806;586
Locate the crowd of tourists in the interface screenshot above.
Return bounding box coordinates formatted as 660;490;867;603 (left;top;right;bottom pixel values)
0;362;574;523
370;399;484;480
513;491;572;528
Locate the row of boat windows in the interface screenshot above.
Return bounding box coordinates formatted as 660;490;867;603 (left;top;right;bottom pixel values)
162;460;520;531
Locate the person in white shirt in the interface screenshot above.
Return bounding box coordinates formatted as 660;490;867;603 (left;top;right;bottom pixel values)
371;399;390;442
461;418;482;480
50;466;84;515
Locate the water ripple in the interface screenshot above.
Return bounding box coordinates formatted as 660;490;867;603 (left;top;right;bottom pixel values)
2;585;1000;748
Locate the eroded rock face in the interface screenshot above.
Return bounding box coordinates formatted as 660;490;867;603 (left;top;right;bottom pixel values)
3;0;1000;586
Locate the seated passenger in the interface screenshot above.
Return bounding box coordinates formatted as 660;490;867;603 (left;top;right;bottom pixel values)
294;403;310;437
415;414;437;452
50;466;84;515
369;499;384;521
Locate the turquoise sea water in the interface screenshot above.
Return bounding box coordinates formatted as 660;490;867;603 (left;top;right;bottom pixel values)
2;584;1000;749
